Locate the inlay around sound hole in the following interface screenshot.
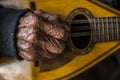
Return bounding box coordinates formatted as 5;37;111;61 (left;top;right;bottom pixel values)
66;8;95;54
70;14;91;53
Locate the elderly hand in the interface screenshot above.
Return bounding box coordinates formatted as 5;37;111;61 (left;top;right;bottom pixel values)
16;10;67;61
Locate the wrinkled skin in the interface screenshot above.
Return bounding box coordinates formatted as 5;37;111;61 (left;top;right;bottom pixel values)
17;10;67;61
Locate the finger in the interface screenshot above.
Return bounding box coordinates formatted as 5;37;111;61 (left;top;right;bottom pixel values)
18;12;40;28
39;21;67;41
34;9;45;15
19;51;35;61
17;39;37;61
37;34;65;54
17;40;30;50
36;47;57;59
34;10;62;23
43;13;62;23
46;38;65;54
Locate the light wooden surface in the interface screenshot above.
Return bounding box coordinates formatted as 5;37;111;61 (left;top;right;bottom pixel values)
0;59;32;80
0;0;29;9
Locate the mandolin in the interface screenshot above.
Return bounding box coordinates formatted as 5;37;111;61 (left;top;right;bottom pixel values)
67;7;120;55
31;0;120;80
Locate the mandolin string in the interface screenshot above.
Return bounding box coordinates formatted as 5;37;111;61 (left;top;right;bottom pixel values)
71;32;91;37
71;32;119;37
70;26;119;30
71;28;119;37
69;18;120;37
70;26;120;32
71;20;120;30
70;19;120;24
72;20;120;23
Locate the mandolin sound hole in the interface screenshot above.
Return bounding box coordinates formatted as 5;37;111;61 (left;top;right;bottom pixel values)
70;14;91;51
